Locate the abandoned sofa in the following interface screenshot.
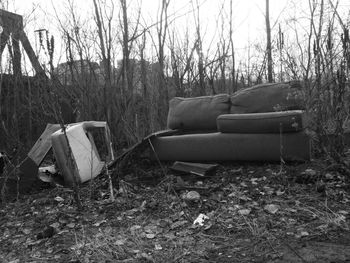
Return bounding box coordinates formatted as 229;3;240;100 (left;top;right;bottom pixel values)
150;82;311;162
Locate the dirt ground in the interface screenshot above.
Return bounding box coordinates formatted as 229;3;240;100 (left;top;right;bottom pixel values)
1;159;350;263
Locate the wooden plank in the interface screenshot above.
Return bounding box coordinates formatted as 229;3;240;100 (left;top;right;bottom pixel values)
0;9;23;32
0;9;45;75
170;161;218;176
19;31;45;75
0;31;9;56
27;124;61;165
12;32;21;75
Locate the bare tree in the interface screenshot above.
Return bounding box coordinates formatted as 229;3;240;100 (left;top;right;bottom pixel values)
192;0;205;95
154;0;170;128
229;0;236;93
265;0;273;82
93;0;113;125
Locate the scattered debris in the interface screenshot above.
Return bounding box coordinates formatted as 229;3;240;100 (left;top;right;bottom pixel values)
154;244;163;250
170;161;218;176
37;165;58;183
193;213;209;226
1;121;114;199
1;161;350;262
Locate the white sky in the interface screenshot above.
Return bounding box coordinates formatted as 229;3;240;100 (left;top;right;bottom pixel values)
14;0;289;48
3;0;350;73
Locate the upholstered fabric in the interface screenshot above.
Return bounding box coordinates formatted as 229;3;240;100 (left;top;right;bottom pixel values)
230;82;304;114
167;94;230;130
217;110;306;133
150;132;310;161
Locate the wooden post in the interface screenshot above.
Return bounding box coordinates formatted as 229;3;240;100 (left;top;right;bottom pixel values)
0;9;45;76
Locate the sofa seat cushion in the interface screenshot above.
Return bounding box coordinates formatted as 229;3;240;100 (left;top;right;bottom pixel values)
150;132;310;161
217;110;306;133
230;82;304;114
167;94;230;130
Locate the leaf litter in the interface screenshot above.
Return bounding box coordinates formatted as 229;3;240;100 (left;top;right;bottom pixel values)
1;160;350;262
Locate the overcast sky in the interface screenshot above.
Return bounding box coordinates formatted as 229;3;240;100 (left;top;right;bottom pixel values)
15;0;289;48
3;0;350;73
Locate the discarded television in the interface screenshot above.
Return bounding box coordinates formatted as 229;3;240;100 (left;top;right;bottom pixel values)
12;121;114;191
51;121;114;186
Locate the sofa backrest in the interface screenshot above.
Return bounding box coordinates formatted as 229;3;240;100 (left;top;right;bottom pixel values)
230;82;304;114
167;82;304;131
167;94;230;130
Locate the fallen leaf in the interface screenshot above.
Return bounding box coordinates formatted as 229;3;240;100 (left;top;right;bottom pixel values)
146;233;155;239
22;228;32;235
239;195;252;201
50;222;60;228
250;178;258;185
325;173;334;180
54;196;64;202
238;209;251;216
276;190;284;196
182;191;201;201
300;231;309;237
130;225;142;233
263;186;274;195
67;223;75;228
264;204;280;214
114;239;126;246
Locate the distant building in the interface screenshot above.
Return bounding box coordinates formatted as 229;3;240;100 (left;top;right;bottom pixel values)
54;59;112;86
54;58;170;97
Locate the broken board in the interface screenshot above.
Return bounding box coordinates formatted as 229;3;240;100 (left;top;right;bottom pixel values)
170;161;218;176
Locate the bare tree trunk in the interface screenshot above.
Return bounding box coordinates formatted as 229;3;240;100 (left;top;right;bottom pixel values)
156;0;170;128
229;0;236;93
93;0;112;124
278;24;284;82
265;0;273;82
139;32;150;134
193;0;205;95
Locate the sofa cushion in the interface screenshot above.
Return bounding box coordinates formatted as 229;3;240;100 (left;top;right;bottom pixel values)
230;82;304;114
217;110;305;133
167;94;230;130
150;132;310;161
